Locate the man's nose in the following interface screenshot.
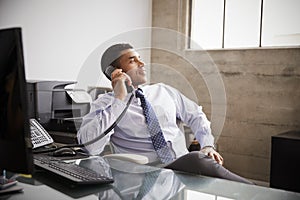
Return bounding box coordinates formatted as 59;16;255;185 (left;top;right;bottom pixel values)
137;59;145;67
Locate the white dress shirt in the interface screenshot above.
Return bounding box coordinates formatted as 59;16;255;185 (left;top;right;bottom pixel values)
77;83;214;163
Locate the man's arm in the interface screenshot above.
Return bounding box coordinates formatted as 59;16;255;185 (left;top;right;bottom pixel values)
163;84;223;165
77;94;127;155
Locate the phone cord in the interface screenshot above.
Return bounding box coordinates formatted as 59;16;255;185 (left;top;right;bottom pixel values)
34;93;135;154
77;92;135;147
44;93;134;153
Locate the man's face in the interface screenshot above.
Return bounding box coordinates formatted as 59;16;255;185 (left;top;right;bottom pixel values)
118;49;147;86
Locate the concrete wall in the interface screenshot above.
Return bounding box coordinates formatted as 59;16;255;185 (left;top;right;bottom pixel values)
151;0;300;182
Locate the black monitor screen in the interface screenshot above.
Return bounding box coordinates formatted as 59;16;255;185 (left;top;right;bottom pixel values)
0;27;33;174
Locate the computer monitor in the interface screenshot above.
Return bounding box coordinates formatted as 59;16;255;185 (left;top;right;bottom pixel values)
0;27;33;174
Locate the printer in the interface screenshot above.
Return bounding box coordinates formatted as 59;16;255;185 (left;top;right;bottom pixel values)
27;80;91;143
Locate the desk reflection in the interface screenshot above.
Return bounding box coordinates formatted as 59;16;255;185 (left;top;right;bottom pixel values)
28;156;300;200
77;157;300;200
86;158;185;200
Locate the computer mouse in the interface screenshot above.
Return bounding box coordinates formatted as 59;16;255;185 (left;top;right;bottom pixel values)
52;147;77;157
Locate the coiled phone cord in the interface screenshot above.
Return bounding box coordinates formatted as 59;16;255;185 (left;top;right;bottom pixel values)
33;92;135;154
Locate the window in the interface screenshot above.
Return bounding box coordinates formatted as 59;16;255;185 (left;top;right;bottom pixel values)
224;0;261;48
190;0;224;49
262;0;300;46
190;0;300;49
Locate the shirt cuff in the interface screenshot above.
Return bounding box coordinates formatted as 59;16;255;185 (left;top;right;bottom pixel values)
201;145;216;150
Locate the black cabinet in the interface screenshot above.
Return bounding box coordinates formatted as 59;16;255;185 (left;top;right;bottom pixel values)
270;130;300;193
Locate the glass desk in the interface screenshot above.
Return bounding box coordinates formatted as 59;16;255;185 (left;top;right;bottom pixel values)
4;156;300;200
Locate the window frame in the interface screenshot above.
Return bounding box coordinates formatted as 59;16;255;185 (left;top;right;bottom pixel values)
187;0;300;50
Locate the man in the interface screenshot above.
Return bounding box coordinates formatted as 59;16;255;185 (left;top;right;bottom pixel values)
77;43;253;184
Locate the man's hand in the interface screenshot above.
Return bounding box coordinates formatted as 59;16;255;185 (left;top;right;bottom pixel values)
111;69;132;101
200;146;224;165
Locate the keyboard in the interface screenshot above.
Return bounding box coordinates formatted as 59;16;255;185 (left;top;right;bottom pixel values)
34;154;114;185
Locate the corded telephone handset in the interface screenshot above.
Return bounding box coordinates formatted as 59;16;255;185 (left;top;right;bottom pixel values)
105;65;134;93
30;118;53;149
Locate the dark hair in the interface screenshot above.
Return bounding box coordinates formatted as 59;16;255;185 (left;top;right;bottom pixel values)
101;43;133;80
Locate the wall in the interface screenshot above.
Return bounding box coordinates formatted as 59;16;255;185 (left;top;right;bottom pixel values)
0;0;152;89
151;0;300;182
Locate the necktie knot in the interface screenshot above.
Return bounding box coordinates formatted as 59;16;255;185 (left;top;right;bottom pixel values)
135;88;144;99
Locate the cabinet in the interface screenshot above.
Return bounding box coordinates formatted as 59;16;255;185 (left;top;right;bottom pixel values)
270;130;300;193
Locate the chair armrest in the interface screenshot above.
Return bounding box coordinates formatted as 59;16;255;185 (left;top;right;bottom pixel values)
103;153;149;164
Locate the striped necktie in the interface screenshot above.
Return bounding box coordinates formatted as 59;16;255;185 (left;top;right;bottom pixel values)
135;89;173;164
